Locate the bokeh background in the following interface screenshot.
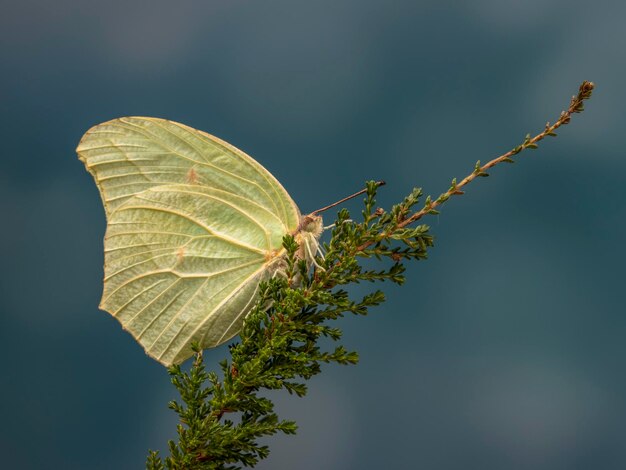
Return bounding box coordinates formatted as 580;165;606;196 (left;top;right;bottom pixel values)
2;1;625;468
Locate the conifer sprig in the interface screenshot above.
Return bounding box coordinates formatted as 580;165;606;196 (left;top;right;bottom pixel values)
146;81;593;469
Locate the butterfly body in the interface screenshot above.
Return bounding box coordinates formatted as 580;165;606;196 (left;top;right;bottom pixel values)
78;117;321;366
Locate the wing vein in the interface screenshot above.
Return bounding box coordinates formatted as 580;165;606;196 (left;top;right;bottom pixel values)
112;279;168;316
119;201;266;254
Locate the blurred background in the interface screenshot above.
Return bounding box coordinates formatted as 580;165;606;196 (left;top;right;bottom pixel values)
1;0;625;468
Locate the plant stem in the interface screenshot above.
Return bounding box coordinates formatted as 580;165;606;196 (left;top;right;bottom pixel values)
397;80;595;228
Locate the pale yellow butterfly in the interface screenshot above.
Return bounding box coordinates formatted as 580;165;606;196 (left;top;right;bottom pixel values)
77;117;323;366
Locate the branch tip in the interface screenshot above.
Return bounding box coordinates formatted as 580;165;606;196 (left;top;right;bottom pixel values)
394;80;594;229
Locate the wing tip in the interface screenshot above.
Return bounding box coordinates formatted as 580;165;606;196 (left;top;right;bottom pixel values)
76;116;158;166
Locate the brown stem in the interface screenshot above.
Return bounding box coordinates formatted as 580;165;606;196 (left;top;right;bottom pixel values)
352;81;594;253
396;81;594;229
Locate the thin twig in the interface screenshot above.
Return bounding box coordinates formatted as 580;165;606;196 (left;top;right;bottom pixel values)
397;80;594;229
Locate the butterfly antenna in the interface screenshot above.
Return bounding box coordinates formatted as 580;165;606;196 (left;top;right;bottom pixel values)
311;180;386;215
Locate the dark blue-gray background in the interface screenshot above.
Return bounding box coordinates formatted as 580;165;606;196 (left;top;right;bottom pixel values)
1;1;624;468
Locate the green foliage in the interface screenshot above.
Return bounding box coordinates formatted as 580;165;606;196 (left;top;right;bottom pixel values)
147;181;432;469
146;81;594;469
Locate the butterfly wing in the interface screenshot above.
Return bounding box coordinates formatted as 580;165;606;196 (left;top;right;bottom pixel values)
77;117;300;227
77;118;300;365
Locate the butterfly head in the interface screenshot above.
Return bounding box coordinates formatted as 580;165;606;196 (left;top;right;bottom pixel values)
298;214;323;238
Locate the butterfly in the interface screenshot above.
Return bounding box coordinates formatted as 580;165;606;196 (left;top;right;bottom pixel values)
77;117;323;366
